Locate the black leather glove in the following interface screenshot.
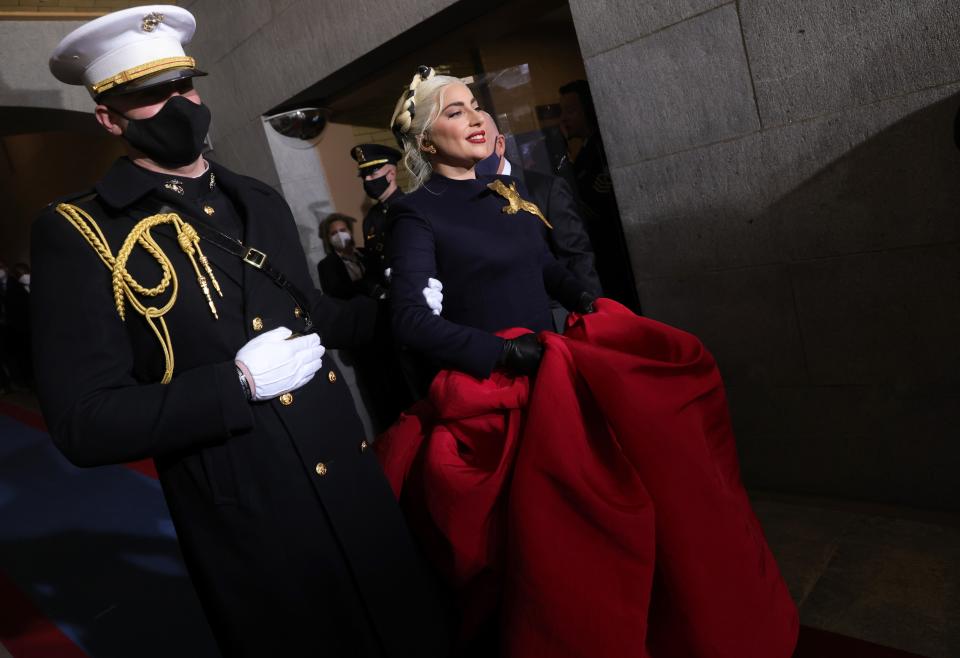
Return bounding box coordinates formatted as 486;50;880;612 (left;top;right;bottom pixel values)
497;333;543;376
575;291;597;314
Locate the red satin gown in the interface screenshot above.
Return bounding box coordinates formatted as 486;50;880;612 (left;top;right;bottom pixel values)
376;299;799;658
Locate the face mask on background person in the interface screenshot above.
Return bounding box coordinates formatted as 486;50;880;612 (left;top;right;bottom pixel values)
18;273;30;291
120;95;212;168
474;149;502;177
362;175;391;200
330;230;353;251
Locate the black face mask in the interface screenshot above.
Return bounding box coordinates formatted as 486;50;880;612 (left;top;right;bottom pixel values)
121;95;211;167
363;175;391;200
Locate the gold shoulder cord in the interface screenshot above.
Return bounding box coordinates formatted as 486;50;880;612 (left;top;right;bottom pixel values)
54;203;222;384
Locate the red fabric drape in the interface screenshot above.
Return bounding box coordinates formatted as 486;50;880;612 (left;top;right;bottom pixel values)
376;299;798;658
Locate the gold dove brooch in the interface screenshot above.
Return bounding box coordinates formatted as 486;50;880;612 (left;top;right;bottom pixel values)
486;179;553;229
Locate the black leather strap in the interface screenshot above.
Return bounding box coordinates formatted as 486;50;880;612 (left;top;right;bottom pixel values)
153;204;317;333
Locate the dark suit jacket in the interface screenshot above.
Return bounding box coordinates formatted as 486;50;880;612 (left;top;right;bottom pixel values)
524;168;603;297
389;173;584;379
31;157;451;658
317;251;367;300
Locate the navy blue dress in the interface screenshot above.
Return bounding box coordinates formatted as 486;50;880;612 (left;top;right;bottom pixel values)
389;173;585;379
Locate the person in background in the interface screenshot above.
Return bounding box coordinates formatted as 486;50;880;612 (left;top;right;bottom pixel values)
476;111;602;329
317;211;428;432
558;79;640;312
316;212;383;300
352;143;404;288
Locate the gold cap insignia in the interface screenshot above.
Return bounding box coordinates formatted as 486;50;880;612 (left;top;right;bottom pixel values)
142;12;165;33
353;146;364;162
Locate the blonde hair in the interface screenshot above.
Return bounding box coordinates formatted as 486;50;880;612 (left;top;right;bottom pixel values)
390;66;464;192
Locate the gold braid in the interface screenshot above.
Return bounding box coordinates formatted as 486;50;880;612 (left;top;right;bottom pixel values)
54;203;222;384
391;65;436;145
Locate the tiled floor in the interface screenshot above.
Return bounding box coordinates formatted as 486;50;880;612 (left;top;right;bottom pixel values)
752;492;960;658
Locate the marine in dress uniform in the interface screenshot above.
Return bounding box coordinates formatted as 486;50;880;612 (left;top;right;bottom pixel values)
352;144;404;285
32;7;451;657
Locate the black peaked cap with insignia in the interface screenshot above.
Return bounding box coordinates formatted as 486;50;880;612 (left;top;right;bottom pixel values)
351;144;401;177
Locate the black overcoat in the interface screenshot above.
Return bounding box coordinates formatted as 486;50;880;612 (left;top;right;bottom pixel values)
30;157;452;658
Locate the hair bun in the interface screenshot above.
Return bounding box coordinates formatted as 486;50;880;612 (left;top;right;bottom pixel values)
391;65;437;146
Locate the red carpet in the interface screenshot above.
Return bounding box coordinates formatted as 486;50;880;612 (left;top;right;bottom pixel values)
0;400;158;479
0;569;88;658
0;400;932;658
795;627;930;658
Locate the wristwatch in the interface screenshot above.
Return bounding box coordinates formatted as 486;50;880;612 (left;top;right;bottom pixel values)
236;364;252;401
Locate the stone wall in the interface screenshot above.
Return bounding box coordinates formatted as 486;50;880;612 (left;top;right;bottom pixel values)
0;20;88;111
180;0;462;188
32;0;947;510
180;0;960;510
570;0;960;510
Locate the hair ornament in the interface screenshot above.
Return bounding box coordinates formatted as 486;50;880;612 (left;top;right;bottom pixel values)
391;65;436;146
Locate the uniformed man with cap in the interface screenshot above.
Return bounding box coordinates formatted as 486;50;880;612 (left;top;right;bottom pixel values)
351;143;403;285
32;6;451;657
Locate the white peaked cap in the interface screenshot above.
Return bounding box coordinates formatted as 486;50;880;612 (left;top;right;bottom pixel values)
49;5;205;99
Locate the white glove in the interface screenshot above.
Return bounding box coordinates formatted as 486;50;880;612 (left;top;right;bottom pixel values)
384;267;392;283
423;277;443;316
235;327;325;401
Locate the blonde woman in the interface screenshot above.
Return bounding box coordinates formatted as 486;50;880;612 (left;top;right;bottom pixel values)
388;66;596;382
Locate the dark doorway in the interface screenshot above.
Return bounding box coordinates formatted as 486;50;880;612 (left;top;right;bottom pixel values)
269;0;640;310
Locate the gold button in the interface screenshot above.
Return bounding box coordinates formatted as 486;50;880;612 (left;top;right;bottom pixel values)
315;462;328;476
279;392;294;406
294;306;302;318
252;317;264;331
327;370;337;383
203;205;215;215
359;440;369;453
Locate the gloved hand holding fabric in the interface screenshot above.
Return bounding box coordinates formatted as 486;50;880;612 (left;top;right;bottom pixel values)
376;299;798;658
497;333;543;376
